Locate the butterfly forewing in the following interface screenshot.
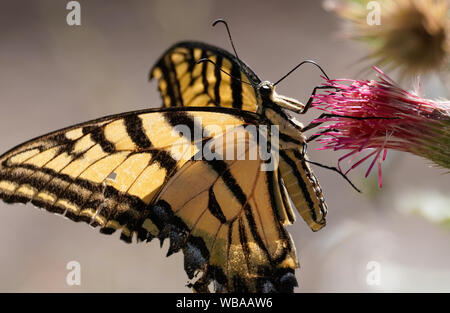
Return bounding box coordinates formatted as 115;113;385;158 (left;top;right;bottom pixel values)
150;41;260;112
0;108;251;233
0;106;299;292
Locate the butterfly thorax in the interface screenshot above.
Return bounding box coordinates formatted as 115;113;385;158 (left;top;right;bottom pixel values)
256;81;307;151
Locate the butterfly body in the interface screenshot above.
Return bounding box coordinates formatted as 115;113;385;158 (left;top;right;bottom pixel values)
0;41;327;293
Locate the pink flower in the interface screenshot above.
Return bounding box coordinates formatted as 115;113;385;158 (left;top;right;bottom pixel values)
312;67;450;187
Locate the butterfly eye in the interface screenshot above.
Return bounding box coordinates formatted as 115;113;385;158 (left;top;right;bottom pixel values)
259;85;271;95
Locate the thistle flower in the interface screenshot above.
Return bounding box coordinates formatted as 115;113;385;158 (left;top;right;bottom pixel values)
312;67;450;187
324;0;450;77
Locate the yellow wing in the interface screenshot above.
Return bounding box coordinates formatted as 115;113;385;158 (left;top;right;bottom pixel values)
0;106;298;292
150;41;260;112
279;150;327;232
0;107;256;238
150;125;298;292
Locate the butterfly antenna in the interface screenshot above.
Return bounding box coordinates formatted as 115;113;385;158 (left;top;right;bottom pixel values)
196;58;252;86
274;60;330;86
212;19;241;62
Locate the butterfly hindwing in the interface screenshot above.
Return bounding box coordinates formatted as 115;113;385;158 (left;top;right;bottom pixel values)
0;106;300;292
151;125;298;292
150;41;261;112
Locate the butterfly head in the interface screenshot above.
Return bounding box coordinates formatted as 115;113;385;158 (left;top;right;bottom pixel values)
257;81;305;114
257;81;273;98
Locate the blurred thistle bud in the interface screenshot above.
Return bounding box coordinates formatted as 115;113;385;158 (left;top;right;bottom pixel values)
324;0;450;77
312;67;450;187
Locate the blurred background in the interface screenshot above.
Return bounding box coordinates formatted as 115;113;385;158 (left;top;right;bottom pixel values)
0;0;449;292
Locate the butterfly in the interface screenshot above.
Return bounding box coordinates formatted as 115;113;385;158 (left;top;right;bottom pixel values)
0;24;330;293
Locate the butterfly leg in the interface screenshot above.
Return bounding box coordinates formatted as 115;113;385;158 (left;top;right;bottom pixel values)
298;144;361;193
305;159;361;193
306;127;339;142
301;112;330;133
300;85;337;115
302;113;397;133
299;84;346;133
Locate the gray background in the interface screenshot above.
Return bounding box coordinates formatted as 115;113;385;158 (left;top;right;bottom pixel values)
0;0;449;292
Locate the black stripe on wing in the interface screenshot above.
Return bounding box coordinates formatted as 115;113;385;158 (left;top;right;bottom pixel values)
150;41;261;111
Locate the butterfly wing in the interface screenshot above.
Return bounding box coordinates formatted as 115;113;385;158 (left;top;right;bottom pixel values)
0;107;298;292
279;150;327;232
150;41;261;112
0;107;256;239
151;125;298;292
